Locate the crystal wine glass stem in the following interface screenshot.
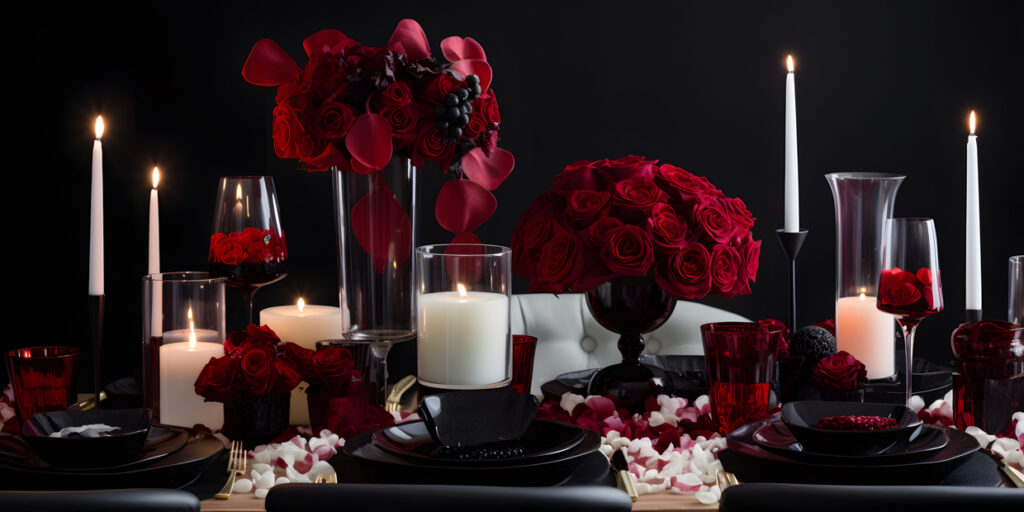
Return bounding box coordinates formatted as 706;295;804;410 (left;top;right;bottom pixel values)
240;287;258;326
898;319;920;405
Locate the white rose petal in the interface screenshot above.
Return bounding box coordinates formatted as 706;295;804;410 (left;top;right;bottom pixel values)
993;437;1019;453
964;426;996;448
254;488;269;499
908;395;926;413
695;491;718;504
677;472;703;487
255;470;276;489
599;445;614;457
252;463;273;474
1003;449;1023;466
232;478;253;493
942;390;953;404
636;482;652;494
559;392;585;414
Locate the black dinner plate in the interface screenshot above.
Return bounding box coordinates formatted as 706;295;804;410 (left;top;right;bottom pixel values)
0;429;223;490
752;420;948;465
337;421;601;486
720;417;986;485
0;425;188;472
374;420;584;466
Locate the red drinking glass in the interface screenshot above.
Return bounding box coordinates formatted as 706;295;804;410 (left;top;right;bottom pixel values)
510;335;538;394
4;346;79;423
950;320;1023;434
700;322;783;435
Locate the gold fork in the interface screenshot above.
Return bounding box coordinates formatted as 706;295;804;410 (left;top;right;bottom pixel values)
215;440;246;499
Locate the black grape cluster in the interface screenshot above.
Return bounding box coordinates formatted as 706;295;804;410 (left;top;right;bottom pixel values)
435;74;482;142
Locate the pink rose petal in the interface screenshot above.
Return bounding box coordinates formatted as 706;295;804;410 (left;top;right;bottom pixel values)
586;396;617;419
350;184;413;274
450;59;493;93
441;36;487;62
387;19;430;61
435;180;496;234
303;29;355;57
293;453;316;474
346;113;393;171
462;147;514;191
242;39;301;86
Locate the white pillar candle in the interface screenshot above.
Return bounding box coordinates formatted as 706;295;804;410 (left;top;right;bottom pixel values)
88;116;104;296
159;329;224;428
836;293;895;379
783;55;800;233
260;299;344;350
965;111;982;312
418;285;510;387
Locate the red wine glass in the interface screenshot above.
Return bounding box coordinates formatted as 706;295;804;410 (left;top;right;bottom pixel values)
876;217;944;404
209;176;287;325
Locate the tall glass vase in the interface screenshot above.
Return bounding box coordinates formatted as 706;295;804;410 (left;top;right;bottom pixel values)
826;172;904;380
331;154;416;402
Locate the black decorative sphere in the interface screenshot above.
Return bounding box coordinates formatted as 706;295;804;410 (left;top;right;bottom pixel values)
788;326;837;365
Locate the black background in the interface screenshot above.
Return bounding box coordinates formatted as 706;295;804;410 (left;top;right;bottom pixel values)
7;0;1023;390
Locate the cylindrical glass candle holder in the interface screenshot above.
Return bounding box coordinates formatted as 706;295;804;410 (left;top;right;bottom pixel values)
826;172;904;380
951;320;1024;434
143;272;226;428
416;244;511;390
1010;255;1023;325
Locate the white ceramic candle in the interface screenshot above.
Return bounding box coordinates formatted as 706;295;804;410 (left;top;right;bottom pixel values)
836;292;895;379
965;111;982;313
260;299;343;349
89;116;104;296
418;284;510;387
159;328;224;428
784;55;800;233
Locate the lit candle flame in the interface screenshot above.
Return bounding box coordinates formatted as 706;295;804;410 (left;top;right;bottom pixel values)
95;116;104;139
969;111;976;135
859;287;867;299
187;306;196;349
187;306;193;322
786;55;794;73
152;167;160;189
235;184;243;200
297;298;305;314
456;283;468;299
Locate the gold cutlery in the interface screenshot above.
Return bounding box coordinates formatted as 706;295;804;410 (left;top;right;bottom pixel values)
214;440;246;499
716;469;739;490
386;375;417;413
610;449;638;502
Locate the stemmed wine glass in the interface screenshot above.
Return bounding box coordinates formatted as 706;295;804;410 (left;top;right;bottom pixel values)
876;218;944;404
209;176;288;325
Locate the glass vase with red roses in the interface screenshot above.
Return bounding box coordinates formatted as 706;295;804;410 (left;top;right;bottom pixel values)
512;156;761;411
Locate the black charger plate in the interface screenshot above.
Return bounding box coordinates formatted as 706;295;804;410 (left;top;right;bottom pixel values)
374;420;584;466
0;429;222;490
720;417;989;486
338;422;601;486
753;420;948;465
1;425;188;472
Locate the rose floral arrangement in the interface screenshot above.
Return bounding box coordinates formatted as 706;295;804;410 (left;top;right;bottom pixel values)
511;156;760;298
195;325;302;402
242;19;515;244
773;319;871;399
209;227;287;267
878;266;941;313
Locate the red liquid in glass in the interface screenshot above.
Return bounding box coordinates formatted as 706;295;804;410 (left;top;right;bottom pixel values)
709;380;770;435
951;321;1024;433
5;347;78;422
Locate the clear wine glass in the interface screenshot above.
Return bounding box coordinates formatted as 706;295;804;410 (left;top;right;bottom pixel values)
209;176;288;325
876;218;944;404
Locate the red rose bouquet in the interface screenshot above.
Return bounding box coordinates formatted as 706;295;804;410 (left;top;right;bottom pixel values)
194;325;303;403
512;156;761;299
209;227;287;266
242;20;514;240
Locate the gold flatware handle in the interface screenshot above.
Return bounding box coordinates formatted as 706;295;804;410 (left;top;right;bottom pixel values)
386;375;417;413
1003;462;1024;488
214;470;239;499
617;469;638;502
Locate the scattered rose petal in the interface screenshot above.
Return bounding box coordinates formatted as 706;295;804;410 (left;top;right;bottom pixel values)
242;39;301;86
275;477;291;486
441;36;487;62
255;488;269;499
233;478;253;493
449;59;493;93
462;147;514;191
351;184;412;274
435;180;496;234
387;19;430;61
303;29;354;57
345;113;393;171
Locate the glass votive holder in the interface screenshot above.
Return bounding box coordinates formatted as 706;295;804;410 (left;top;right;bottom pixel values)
4;346;79;423
415;244;511;390
701;322;783;435
1010;255;1023;325
142;272;226;428
308;338;393;437
950;320;1024;434
511;335;538;395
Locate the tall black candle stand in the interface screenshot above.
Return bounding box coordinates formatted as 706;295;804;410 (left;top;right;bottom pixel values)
88;294;104;395
776;229;808;332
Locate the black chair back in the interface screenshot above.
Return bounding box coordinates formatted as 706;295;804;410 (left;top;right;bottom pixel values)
719;483;1024;512
0;489;199;512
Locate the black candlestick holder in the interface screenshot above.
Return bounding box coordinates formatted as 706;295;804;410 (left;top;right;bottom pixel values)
88;294;104;395
776;229;809;332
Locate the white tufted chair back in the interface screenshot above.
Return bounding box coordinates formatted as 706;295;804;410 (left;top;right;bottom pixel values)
511;293;749;395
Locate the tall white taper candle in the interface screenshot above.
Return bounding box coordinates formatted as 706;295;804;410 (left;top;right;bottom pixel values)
89;116;104;296
965;111;982;312
784;55;799;233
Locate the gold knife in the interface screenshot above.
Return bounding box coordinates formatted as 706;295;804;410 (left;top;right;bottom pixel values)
611;449;639;502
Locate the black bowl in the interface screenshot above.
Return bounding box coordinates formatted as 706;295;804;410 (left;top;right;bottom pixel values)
781;401;922;455
419;389;539;450
21;408;152;468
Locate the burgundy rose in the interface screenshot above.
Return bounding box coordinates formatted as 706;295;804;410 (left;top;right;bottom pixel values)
656;164;721;201
565;190;610;226
479;91;501;125
272;359;303;394
613;179;666;215
581;217;624;247
379;82;412;106
238;343;277;396
879;267;923;307
309;102;355;141
272;104;304;159
552;160;606;191
213;235;245;266
648;204;686;251
604;155;657;181
194;355;240;403
710;243;742;297
813;351;867;391
465;112;487;137
412;125;453;167
693;196;735;244
534;227;584;292
381;104;418;134
655;242;712;299
225;324;281;355
738;234;761;282
600;225;655;276
721;197;755;240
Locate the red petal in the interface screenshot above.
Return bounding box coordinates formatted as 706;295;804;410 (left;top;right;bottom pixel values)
445;233;485;283
462;147;514;190
242;39;301;86
351;184;412;274
435;180;496;234
345;113;393;171
450;59;493;93
303;29;355;57
441;36;487;62
350;157;377;175
387;19;430;61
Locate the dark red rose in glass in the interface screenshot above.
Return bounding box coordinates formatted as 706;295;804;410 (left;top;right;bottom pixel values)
813;351;867;391
600;225;655;276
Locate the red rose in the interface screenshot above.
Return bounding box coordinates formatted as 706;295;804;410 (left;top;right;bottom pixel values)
581;216;624;247
379;82;412;106
721;197;755;240
209;233;226;262
425;72;466;103
600;225;654;276
309;347;357;396
238;343;277;396
613;179;666;216
813;351;867;391
194;355;240;403
272;104;304;159
465;112;487;137
552;160;607;191
565;190;610;226
916;268;932;285
738;234;761;282
648;204;687;252
272;359;303;394
511;193;563;280
693;196;735;244
879;267;922;307
225;324;281;355
309;102;355;141
534;228;584;292
413;125;454;167
655;243;712;299
710;243;742;297
655;164;721;201
280;342;316;371
302;51;347;98
381;104;418;135
213;235;245;265
478;91;501;125
604;155;657;181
